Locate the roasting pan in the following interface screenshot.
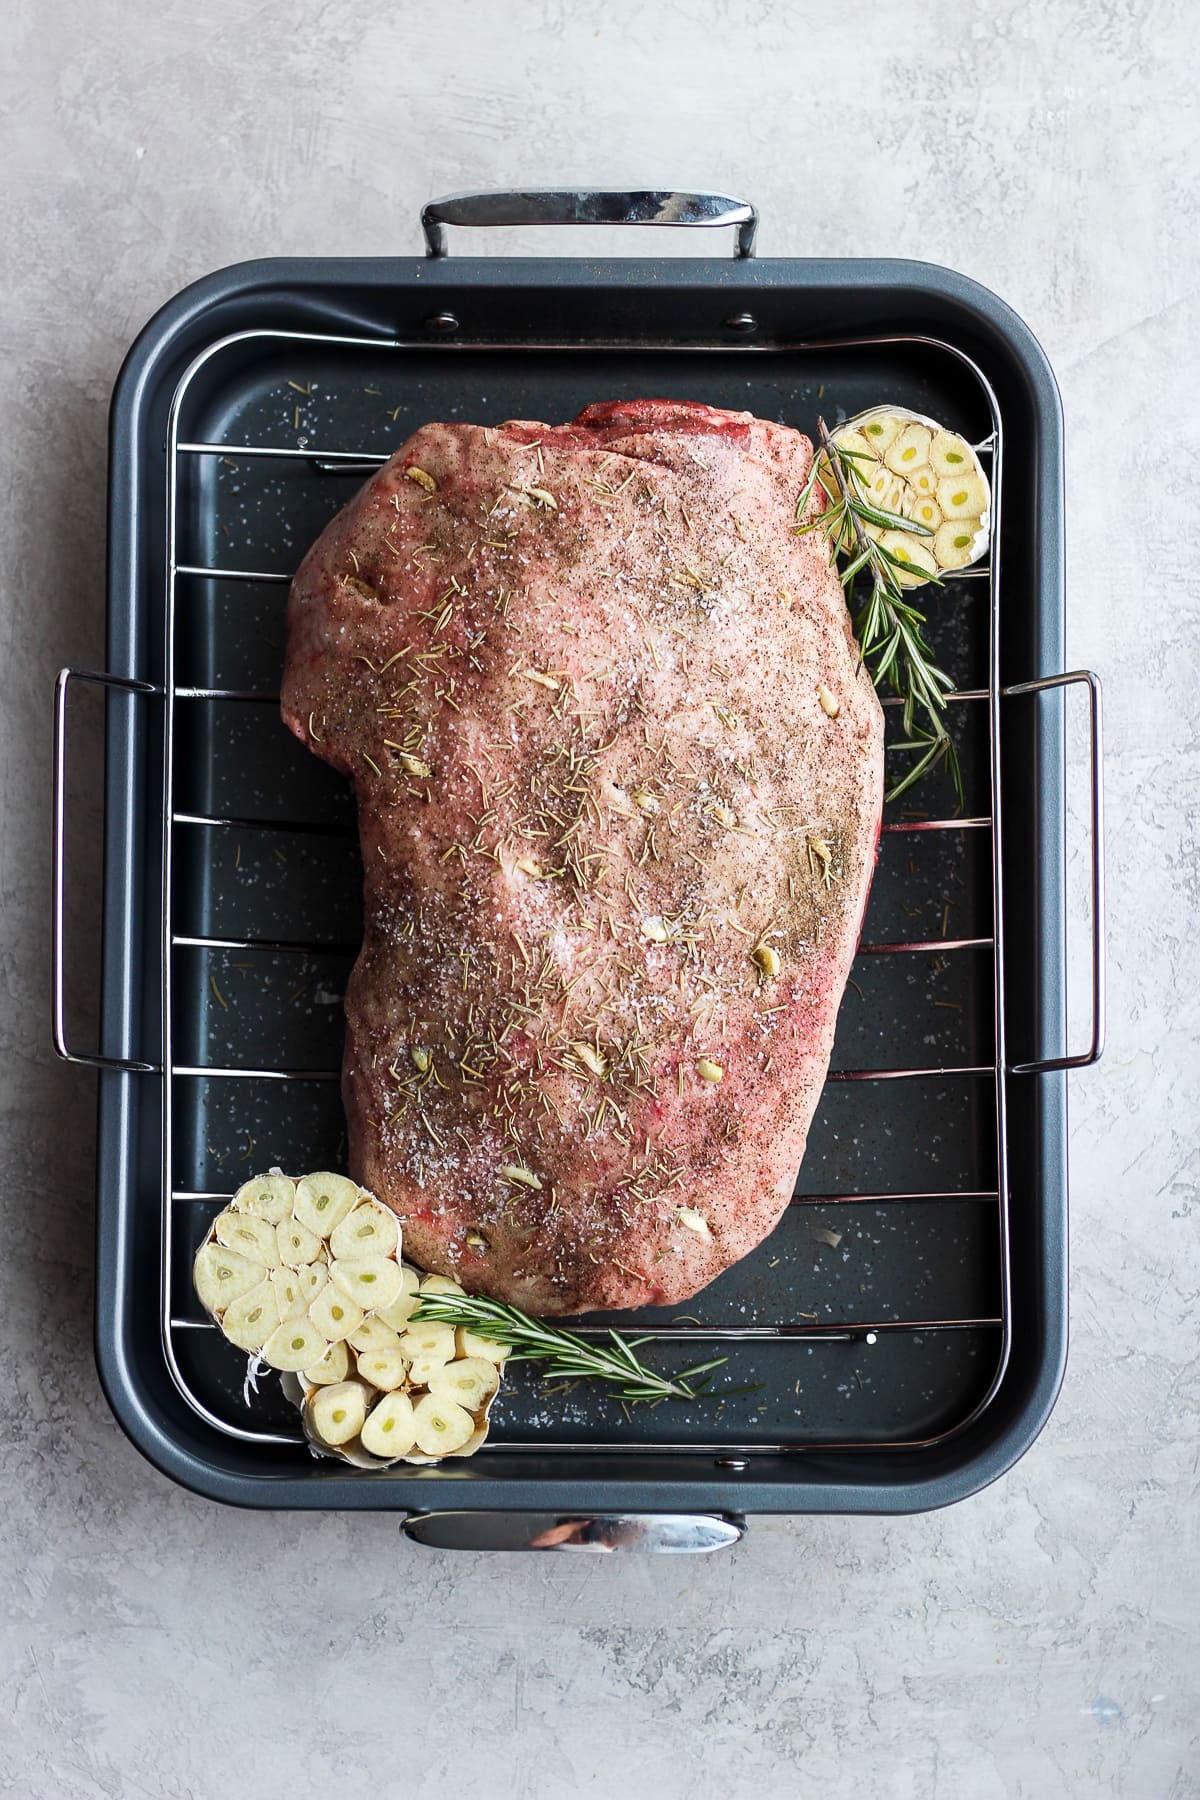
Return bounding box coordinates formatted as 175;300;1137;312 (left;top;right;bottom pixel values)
53;191;1105;1550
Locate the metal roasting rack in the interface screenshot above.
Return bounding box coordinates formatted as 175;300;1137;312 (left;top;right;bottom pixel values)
55;295;1105;1474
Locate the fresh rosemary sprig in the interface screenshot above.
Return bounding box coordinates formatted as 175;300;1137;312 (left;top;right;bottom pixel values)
410;1290;728;1403
796;418;962;807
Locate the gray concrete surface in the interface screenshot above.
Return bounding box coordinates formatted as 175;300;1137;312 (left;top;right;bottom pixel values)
1;2;1197;1795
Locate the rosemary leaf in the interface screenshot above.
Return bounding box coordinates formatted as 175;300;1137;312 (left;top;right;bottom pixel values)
886;730;963;807
851;496;936;538
839;546;873;584
793;463;824;519
872;629;903;684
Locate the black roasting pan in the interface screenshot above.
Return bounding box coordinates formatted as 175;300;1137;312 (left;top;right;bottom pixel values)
52;193;1104;1549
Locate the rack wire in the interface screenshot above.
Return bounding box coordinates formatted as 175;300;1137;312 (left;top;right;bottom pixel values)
155;327;1011;1455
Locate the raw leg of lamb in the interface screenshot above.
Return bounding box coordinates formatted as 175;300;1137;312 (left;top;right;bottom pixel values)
282;399;884;1314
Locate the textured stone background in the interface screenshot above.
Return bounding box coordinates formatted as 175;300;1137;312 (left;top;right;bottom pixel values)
1;2;1196;1795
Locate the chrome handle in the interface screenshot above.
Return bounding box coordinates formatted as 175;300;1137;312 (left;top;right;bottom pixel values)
1004;670;1106;1074
401;1511;746;1553
421;189;758;260
52;667;159;1074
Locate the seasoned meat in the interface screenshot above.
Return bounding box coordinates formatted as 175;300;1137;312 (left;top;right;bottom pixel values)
281;399;884;1314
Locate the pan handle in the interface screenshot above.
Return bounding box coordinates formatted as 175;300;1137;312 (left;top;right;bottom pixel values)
421;189;758;260
402;1510;746;1553
52;667;160;1073
1003;669;1105;1074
